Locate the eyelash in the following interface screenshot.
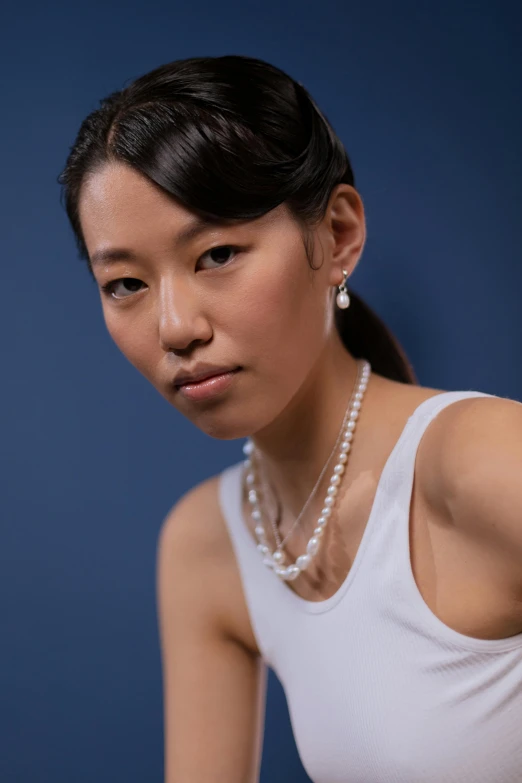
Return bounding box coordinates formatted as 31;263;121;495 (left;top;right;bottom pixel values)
100;244;243;300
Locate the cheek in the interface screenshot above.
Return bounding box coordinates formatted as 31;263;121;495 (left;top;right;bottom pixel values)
236;254;328;377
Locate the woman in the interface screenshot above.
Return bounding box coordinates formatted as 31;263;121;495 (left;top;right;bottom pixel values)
58;54;522;782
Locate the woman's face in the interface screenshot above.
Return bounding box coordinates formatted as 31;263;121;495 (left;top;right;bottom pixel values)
79;162;343;440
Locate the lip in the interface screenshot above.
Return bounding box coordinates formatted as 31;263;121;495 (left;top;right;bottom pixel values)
174;364;241;387
176;368;241;401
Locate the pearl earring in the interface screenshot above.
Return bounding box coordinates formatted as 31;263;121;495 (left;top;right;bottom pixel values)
336;269;350;309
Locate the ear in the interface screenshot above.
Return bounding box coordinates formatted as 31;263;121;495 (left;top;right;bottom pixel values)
322;184;366;289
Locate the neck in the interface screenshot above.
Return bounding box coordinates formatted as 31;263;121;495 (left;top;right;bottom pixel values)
249;332;372;521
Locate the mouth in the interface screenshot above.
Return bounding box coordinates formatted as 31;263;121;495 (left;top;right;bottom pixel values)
174;368;242;401
175;367;242;388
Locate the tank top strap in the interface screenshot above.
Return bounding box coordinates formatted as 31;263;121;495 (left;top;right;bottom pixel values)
218;459;280;663
382;389;496;507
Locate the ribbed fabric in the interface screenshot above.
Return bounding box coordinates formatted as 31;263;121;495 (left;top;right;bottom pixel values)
218;391;522;782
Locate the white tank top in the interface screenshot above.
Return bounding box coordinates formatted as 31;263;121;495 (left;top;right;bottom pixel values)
217;390;522;783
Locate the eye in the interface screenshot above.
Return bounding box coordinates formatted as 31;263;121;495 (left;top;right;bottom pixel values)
100;245;241;301
100;278;144;300
198;244;241;270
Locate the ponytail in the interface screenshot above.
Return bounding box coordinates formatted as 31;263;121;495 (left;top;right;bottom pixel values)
334;290;417;384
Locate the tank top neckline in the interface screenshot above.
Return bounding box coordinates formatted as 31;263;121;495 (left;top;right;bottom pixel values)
230;390;452;615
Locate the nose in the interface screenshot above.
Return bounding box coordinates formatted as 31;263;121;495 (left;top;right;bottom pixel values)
157;275;212;353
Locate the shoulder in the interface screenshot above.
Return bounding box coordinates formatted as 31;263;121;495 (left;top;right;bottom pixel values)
157;469;260;656
158;472;228;559
417;393;522;506
417;393;522;601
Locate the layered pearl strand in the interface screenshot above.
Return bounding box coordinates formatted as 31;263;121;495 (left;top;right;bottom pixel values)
242;358;372;582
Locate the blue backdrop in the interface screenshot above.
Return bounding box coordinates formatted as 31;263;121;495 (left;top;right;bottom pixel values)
2;1;521;781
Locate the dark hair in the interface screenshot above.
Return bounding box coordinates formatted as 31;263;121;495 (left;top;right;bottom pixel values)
58;54;416;384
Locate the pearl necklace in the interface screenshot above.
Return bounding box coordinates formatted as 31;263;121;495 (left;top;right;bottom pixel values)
242;358;371;582
259;359;367;552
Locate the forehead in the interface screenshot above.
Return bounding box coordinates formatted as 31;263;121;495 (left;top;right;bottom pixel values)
79;162;297;265
79;162;195;238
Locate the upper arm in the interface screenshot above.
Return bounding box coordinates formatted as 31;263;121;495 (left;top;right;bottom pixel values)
156;479;267;783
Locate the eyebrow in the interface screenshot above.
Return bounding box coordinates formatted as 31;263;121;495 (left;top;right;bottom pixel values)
90;215;223;268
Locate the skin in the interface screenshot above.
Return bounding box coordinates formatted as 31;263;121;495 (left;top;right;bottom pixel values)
79;160;377;524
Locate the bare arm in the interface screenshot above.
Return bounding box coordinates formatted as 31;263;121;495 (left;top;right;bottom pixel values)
156;480;268;783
